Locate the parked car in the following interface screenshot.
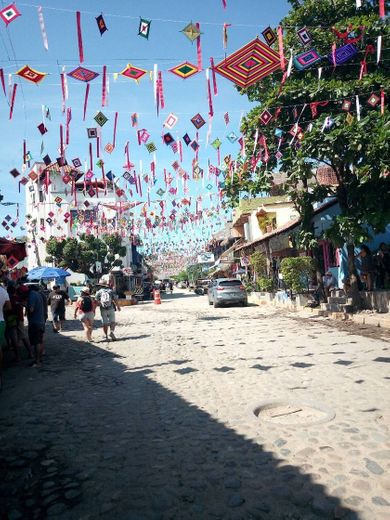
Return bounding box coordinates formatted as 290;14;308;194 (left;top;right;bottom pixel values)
208;278;248;308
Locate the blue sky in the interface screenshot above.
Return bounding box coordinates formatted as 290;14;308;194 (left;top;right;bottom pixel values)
0;0;290;245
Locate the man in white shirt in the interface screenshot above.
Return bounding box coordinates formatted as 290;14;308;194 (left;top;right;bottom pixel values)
0;282;11;350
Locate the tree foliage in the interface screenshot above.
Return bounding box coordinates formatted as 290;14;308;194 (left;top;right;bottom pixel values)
280;256;315;293
224;0;390;248
249;251;268;277
46;234;127;275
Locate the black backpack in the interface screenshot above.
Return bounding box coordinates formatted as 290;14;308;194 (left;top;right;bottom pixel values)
80;296;92;312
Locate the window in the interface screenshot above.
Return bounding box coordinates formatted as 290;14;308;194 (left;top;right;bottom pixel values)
39;190;44;202
219;280;242;287
40;218;45;227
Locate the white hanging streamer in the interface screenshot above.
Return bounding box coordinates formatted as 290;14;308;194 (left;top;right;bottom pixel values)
356;0;362;7
356;95;361;121
318;67;322;81
377;35;382;64
287;49;293;78
62;66;68;100
37;6;49;50
153;64;158;107
253;128;259;154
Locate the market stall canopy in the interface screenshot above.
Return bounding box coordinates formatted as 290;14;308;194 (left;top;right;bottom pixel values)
27;266;71;280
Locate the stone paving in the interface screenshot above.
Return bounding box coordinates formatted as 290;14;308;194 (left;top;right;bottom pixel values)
0;291;389;519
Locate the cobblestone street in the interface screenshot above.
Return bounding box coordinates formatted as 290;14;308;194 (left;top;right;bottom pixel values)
1;292;390;519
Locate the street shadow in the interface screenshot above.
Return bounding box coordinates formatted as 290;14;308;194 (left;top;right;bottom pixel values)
0;333;359;519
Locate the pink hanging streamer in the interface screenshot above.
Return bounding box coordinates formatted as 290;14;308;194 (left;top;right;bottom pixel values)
89;143;93;171
196;23;202;71
76;11;84;63
60;124;64;159
0;69;5;96
158;72;165;109
83;83;90;121
9;84;17;120
113;112;118;149
179;141;183;163
222;0;227;8
277;26;286;71
381;90;385;115
66;108;72;145
102;65;107;107
223;23;231;50
207;71;214;117
60;73;67;113
379;0;386;18
210;57;218;95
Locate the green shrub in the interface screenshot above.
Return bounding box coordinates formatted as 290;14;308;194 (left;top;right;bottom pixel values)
256;277;274;292
249;251;267;277
280;257;314;294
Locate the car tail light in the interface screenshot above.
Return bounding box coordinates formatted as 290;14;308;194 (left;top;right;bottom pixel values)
239;285;245;290
217;287;224;291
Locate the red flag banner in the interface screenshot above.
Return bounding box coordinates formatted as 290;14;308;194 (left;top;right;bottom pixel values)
76;11;84;63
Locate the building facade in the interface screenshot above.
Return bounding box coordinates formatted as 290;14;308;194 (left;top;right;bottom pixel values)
25;162;134;271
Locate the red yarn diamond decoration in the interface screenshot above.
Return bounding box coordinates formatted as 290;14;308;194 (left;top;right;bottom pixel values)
214;37;281;88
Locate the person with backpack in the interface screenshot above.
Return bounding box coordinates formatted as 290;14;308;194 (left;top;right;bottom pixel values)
95;282;121;341
74;287;95;343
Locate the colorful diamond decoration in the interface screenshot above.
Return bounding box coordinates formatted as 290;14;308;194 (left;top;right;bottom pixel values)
105;143;114;154
94;111;108;126
275;151;283;160
206;184;213;191
96;14;108;36
183;133;191;145
163;133;175;145
120;64;148;82
190;141;200;152
37;122;47;135
145;142;157;153
191;113;206;129
10;168;20;178
294;49;321;70
164;113;179;129
138;17;151;39
341;99;352;112
72;157;82;168
87;128;98;139
262;26;277;46
169;61;199;79
28;171;38;181
181;22;201;42
226;132;238;143
367;93;380;107
260;109;273;125
0;4;21;25
211;138;222;150
156;188;165;197
67;66;99;82
297;27;312;46
16;65;46;84
214;37;281;88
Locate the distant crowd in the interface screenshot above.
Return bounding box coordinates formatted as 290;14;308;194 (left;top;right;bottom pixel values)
0;280;121;368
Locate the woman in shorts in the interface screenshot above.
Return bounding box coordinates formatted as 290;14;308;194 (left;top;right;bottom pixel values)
74;287;95;342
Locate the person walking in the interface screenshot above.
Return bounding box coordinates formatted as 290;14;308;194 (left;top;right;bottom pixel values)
26;285;46;367
95;283;121;341
74;287;95;343
48;285;69;332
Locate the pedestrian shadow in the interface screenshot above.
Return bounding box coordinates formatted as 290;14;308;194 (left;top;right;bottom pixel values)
0;333;359;519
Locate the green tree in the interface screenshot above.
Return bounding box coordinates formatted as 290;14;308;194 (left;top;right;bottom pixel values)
249;251;268;279
46;234;127;276
280;256;315;293
224;0;390;306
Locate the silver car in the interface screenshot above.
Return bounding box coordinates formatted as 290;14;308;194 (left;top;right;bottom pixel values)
208;278;248;308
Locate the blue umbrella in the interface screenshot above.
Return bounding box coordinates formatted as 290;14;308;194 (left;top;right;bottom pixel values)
27;266;71;280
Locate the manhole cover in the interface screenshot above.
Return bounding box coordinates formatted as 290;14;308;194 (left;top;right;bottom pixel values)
253;400;335;427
